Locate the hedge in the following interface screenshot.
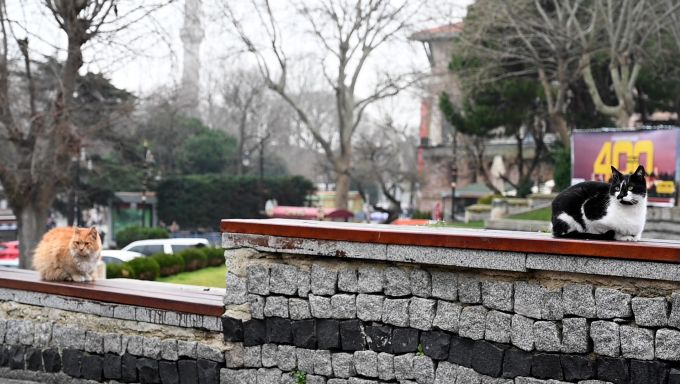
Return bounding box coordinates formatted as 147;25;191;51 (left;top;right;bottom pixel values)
157;175;314;229
150;252;185;277
203;247;225;267
115;226;169;248
106;263;135;279
106;246;225;281
180;248;208;272
126;257;160;281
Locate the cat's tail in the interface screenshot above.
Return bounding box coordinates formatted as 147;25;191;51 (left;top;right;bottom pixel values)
553;230;616;241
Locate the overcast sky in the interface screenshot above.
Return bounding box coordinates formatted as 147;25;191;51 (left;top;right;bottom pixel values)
10;0;474;129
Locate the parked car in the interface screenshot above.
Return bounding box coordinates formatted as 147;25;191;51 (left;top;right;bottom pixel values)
100;250;144;265
121;238;209;256
0;240;19;268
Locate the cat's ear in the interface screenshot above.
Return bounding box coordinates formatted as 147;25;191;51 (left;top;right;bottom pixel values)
88;227;98;238
611;166;623;181
634;165;646;177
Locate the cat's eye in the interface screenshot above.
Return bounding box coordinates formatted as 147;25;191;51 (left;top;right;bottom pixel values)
628;186;633;191
615;187;620;191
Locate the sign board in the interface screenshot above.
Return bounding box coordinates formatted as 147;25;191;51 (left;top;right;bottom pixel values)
571;127;680;207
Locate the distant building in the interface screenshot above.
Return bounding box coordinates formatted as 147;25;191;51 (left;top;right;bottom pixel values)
410;23;554;217
410;23;466;215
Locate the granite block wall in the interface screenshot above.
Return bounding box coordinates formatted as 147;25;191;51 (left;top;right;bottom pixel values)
0;287;228;384
222;247;680;384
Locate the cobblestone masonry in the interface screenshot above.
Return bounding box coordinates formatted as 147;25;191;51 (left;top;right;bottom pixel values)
221;240;680;384
0;290;227;384
6;231;680;383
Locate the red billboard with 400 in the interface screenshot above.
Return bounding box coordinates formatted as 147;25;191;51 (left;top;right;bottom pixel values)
572;127;680;207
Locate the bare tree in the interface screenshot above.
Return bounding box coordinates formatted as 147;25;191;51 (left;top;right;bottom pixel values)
0;1;168;267
456;0;584;144
224;0;424;210
460;0;680;132
353;118;419;223
571;0;680;127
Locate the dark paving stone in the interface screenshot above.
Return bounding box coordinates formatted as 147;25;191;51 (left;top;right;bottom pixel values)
243;319;266;346
317;319;340;350
24;348;42;371
178;359;198;384
266;317;292;344
137;357;161;384
121;353;138;383
159;360;180;384
472;340;508;377
420;330;450;360
366;324;393;353
103;353;122;380
292;319;317;349
61;348;82;378
340;319;365;351
448;334;474;367
532;353;563;380
222;316;244;342
82;353;103;381
0;346;9;367
561;354;596;381
197;358;219;384
670;368;680;384
502;348;532;378
42;349;61;373
392;327;420;354
630;359;668;384
597;356;629;384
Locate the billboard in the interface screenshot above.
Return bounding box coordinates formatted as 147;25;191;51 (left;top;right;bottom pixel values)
572;127;680;207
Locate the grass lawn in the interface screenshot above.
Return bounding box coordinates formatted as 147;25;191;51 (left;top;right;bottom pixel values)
429;220;485;229
508;206;551;221
158;265;226;288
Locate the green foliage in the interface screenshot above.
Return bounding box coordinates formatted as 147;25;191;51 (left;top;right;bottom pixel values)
115;226;169;248
203;247;225;267
150;252;185;277
106;263;135;279
417;344;425;356
411;210;432;219
179;248;208;272
157;265;226;288
178;130;237;174
508;207;551;221
552;146;571;192
126;257;160;281
477;194;503;205
293;370;307;384
157;175;315;229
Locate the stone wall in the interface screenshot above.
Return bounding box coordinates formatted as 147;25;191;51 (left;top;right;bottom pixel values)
222;237;680;384
645;207;680;240
0;287;227;383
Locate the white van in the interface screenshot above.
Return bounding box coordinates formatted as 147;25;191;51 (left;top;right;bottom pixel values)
121;238;209;256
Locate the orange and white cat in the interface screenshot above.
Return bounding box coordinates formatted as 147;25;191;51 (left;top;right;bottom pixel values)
32;226;102;282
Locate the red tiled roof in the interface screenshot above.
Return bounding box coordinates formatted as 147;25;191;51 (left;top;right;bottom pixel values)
410;22;464;41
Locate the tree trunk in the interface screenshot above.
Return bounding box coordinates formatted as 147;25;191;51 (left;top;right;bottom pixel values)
334;154;351;210
17;204;49;269
549;113;570;146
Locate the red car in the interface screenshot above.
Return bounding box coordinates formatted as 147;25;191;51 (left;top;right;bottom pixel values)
0;240;19;259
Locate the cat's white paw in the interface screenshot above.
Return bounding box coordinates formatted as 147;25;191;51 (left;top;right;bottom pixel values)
615;234;637;242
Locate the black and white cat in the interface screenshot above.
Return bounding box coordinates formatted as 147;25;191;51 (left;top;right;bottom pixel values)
551;165;647;241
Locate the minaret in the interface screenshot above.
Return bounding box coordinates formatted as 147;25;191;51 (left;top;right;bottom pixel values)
179;0;204;117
